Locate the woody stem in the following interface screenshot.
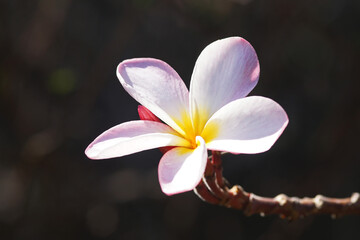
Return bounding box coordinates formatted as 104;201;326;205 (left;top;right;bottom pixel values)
194;151;360;220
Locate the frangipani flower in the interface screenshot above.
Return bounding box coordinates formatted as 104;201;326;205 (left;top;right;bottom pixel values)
85;37;288;195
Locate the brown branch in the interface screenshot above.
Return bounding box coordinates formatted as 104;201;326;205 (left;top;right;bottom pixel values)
138;109;360;219
195;151;360;220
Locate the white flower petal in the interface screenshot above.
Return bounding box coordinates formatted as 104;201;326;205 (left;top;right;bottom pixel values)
158;136;207;195
117;58;190;136
202;96;288;154
85;121;190;159
190;37;260;132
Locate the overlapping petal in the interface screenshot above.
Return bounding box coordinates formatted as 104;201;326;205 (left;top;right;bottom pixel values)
85;121;191;159
189;37;260;132
86;37;289;196
202;96;288;154
158;136;207;195
117;58;190;136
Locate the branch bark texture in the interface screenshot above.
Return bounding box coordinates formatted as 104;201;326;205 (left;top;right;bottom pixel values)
194;151;360;220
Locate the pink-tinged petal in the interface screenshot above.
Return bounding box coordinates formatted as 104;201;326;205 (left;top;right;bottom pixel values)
138;105;161;122
85;121;190;159
137;105;175;154
117;58;190;136
202;96;288;154
190;37;260;132
158;136;207;195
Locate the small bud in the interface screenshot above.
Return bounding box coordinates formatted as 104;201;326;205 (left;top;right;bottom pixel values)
351;192;360;204
314;195;324;209
275;194;288;206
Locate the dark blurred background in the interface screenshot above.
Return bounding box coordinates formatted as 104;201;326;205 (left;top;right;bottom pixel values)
1;0;359;239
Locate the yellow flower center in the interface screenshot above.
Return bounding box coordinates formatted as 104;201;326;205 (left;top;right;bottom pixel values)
174;108;219;149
